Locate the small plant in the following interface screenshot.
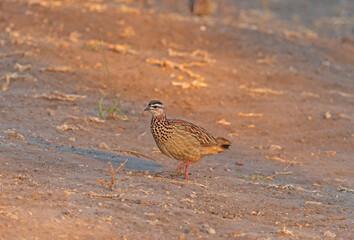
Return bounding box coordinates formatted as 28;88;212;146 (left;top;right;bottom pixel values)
236;173;244;179
98;93;127;120
98;40;128;120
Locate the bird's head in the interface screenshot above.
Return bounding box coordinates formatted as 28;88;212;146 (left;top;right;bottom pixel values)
144;100;165;116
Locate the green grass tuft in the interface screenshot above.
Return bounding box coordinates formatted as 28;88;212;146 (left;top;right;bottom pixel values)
98;40;128;120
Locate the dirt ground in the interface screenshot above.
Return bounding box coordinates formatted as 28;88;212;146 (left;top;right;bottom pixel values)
0;0;353;239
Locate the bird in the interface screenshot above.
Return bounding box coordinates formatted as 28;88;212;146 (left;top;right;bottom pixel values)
144;100;231;179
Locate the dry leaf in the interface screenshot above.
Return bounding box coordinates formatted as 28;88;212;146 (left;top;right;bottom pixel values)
14;63;31;72
161;39;182;49
185;61;208;67
327;217;345;221
180;198;193;203
120;26;135;38
34;91;86;101
146;58;205;81
84;3;107;12
265;156;305;165
29;0;62;8
41;66;74;73
168;48;214;63
301;91;319;98
3;129;24;139
86;40;138;55
324;231;336;238
1;75;10;91
329;90;354;98
1;72;36;91
312;183;326;188
239;85;284;95
69;31;81;43
56;124;79;131
0;51;28;58
256;58;276;65
168;48;189;57
171;80;207;89
333;178;346;183
216;119;231;125
277;225;293;236
112;44;138;55
116;5;140;14
231;232;246;237
88;117;105;123
283;29;318;40
228;132;238;137
94;63;102;69
326;151;336;156
238;112;263;117
305;201;322;206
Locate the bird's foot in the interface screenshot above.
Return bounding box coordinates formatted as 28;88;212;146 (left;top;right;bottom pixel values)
174;162;193;179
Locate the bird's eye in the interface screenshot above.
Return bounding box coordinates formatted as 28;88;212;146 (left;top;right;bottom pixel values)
153;106;157;108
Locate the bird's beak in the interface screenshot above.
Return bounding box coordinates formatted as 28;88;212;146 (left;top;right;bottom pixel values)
144;105;150;111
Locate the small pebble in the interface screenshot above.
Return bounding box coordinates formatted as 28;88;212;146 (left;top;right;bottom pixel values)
181;198;193;203
189;193;197;199
200;25;207;32
208;228;216;234
324;111;332;119
98;142;110;150
201;224;216;235
324;231;336;238
269;144;282;153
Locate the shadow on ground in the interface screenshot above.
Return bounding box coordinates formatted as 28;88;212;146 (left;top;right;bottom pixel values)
28;137;163;172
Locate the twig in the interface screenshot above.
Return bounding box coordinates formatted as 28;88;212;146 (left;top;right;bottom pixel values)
267;161;294;180
265;156;305;165
168;179;208;188
108;159;128;191
114;149;156;161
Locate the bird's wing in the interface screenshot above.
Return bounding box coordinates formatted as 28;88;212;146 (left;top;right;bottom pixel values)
169;119;217;146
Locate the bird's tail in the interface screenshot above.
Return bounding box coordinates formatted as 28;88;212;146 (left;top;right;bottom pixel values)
216;137;231;150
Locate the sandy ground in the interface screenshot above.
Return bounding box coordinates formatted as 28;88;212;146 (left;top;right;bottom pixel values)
0;0;353;239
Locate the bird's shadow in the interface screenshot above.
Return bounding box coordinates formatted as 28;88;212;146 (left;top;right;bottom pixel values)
28;137;163;172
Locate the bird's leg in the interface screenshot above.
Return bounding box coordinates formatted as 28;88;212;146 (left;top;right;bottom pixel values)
174;162;193;178
184;162;193;180
174;163;185;176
